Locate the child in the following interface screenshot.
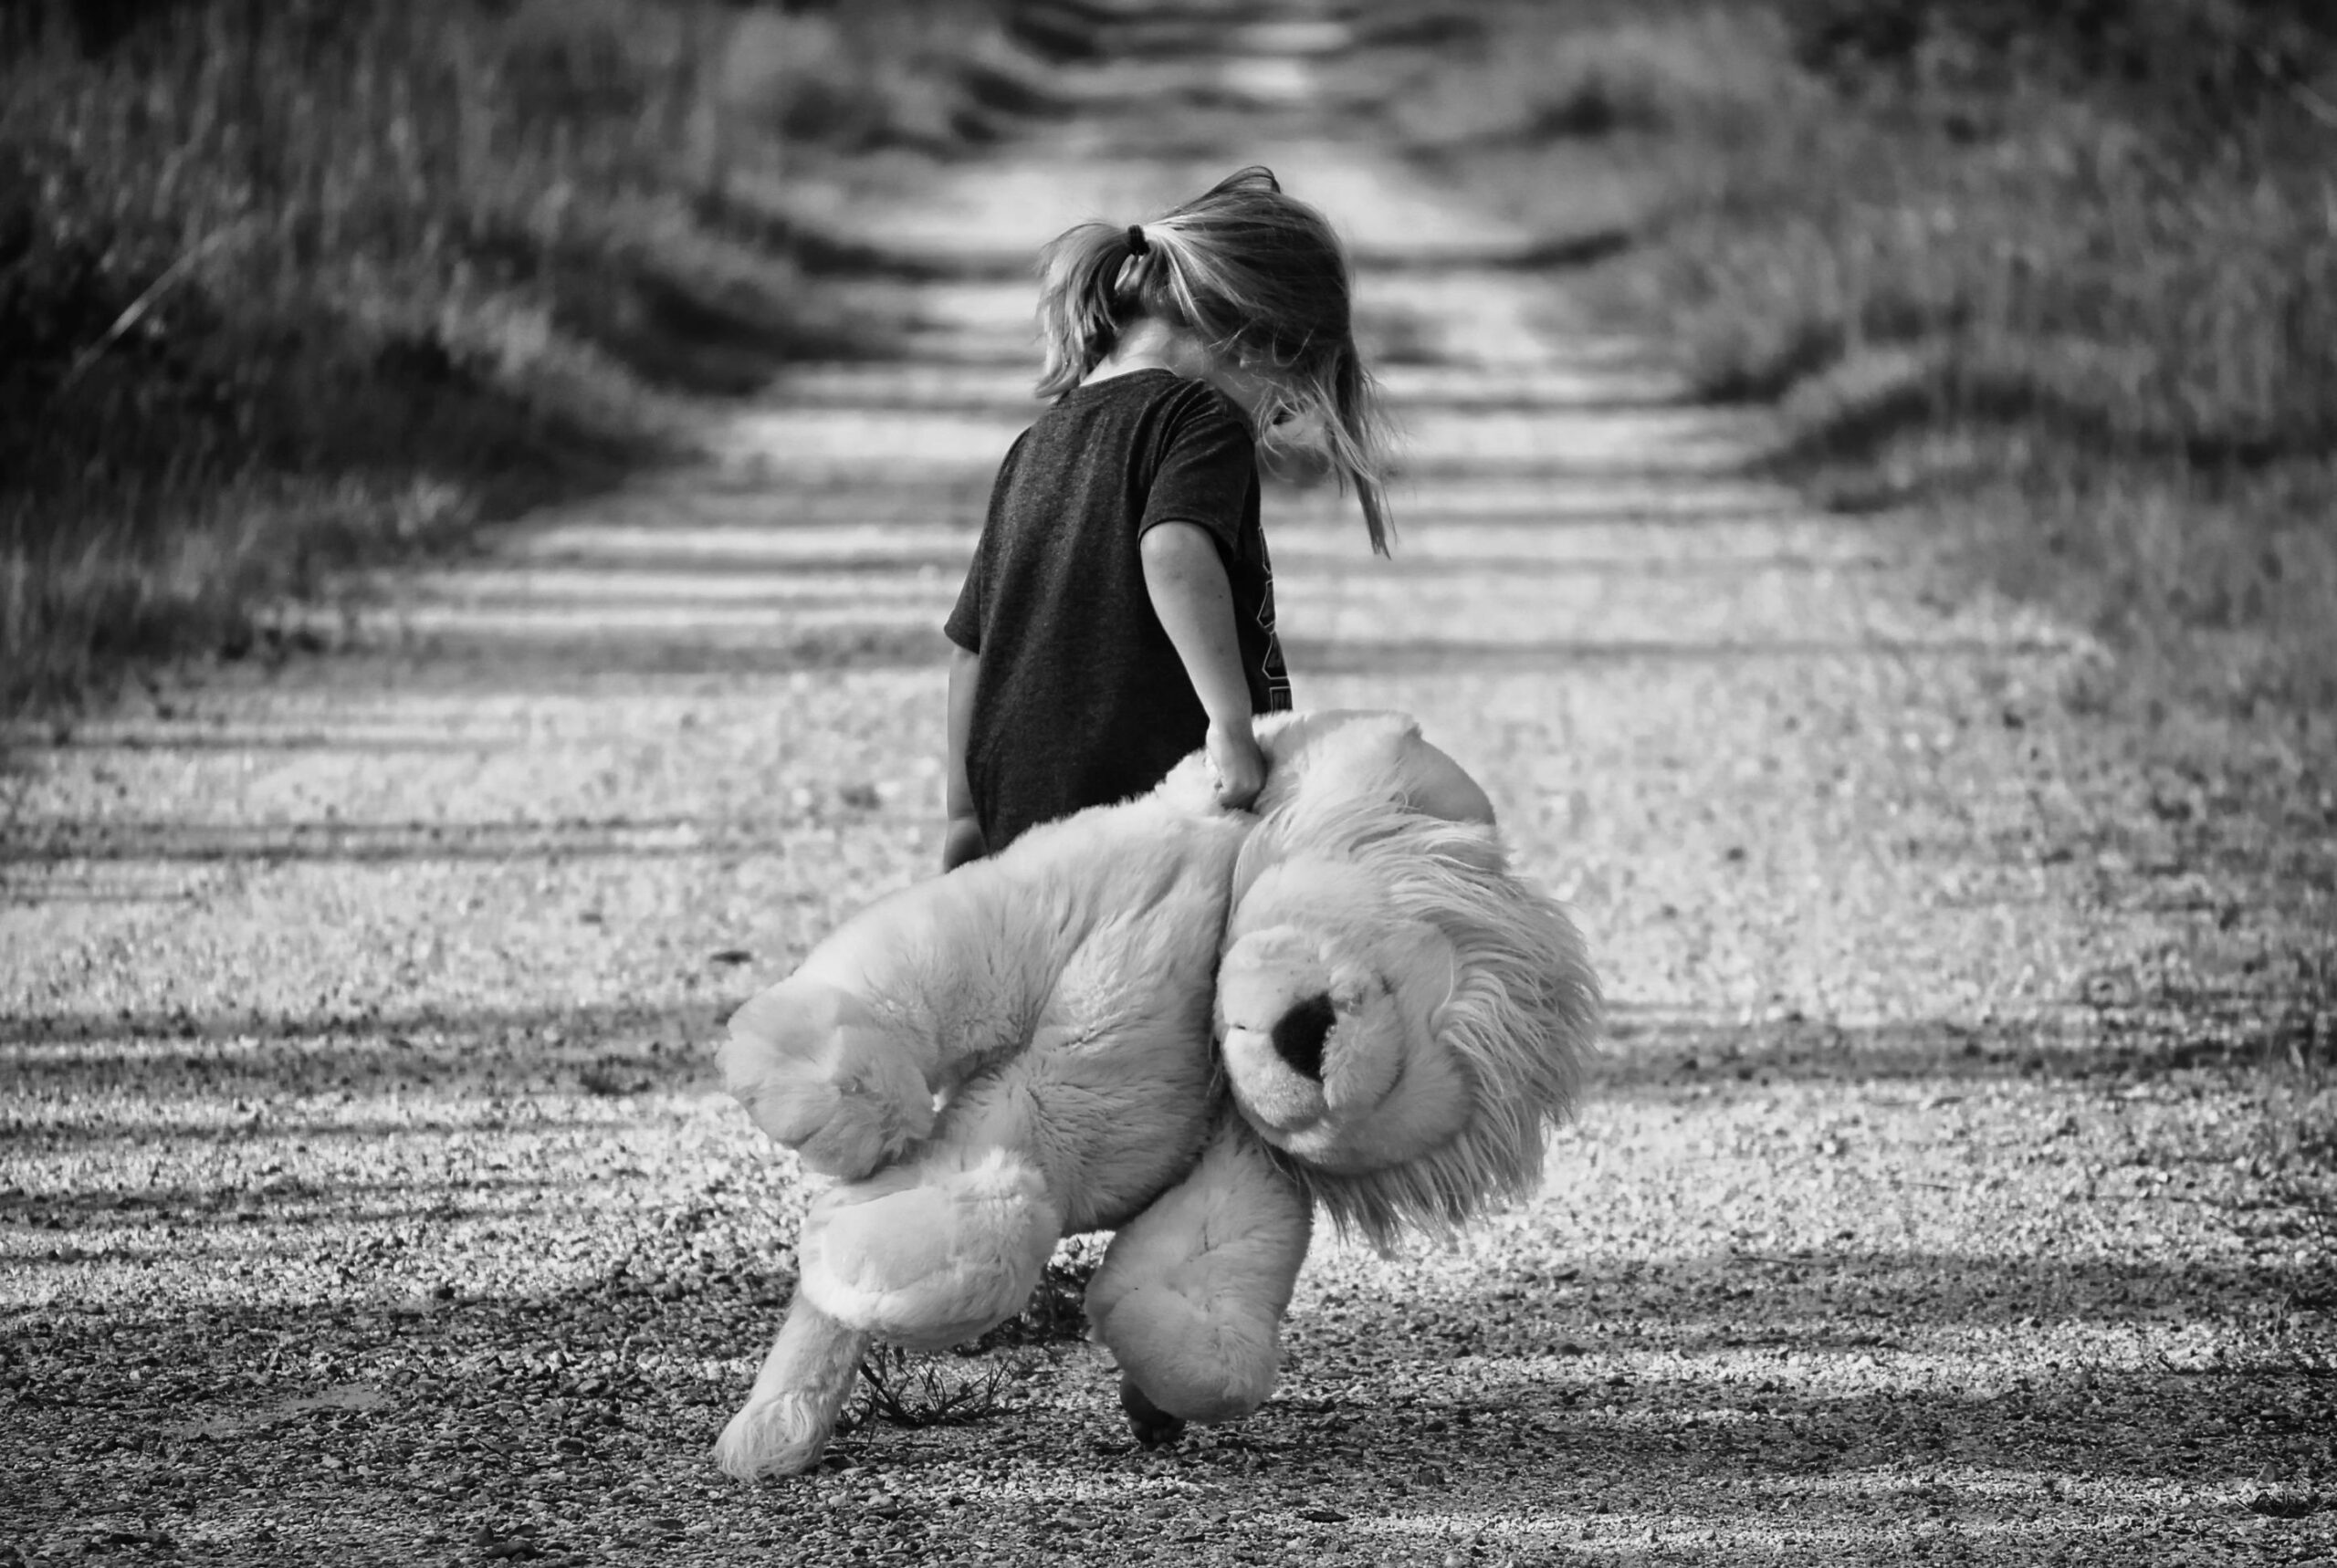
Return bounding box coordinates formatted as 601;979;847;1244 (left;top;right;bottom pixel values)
940;166;1392;870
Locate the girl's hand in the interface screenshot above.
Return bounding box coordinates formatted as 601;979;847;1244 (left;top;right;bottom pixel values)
1205;718;1266;811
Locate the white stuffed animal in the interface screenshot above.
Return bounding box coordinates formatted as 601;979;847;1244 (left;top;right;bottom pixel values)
712;710;1598;1479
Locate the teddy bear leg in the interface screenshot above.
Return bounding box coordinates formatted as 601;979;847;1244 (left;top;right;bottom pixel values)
1086;1127;1313;1429
798;1145;1064;1351
713;1295;872;1480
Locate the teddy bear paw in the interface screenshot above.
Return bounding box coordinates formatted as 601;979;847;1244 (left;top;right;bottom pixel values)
721;986;935;1180
792;1085;932;1183
1119;1375;1188;1448
713;1396;832;1480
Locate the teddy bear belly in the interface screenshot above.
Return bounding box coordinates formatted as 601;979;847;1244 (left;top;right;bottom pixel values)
960;1019;1221;1235
1005;874;1234;1230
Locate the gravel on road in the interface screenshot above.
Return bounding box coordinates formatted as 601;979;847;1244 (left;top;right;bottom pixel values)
5;15;2332;1567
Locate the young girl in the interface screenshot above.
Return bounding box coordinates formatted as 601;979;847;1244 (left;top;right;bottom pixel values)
940;166;1392;870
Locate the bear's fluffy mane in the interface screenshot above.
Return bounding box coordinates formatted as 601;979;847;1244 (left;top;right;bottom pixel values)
1231;716;1601;1250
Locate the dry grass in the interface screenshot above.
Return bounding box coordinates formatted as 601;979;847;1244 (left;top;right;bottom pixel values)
1392;0;2337;739
836;1246;1097;1434
0;0;1022;713
850;1346;1035;1432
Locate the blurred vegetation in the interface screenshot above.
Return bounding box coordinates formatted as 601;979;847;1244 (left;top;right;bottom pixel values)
1392;0;2337;745
0;0;1024;712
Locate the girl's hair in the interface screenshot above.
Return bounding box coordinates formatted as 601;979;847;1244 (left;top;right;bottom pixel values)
1034;166;1394;554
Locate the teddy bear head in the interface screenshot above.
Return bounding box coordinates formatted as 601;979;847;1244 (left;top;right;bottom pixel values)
1214;715;1598;1249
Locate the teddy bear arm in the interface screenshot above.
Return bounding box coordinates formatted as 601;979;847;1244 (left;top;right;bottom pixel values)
720;978;936;1180
719;859;1069;1178
1086;1127;1313;1426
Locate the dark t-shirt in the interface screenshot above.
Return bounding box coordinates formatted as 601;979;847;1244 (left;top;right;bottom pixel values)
944;369;1291;852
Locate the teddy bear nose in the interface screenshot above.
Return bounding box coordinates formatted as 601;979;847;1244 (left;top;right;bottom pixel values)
1271;993;1336;1080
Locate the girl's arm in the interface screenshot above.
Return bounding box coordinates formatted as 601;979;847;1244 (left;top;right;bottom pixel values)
942;645;987;870
1139;522;1265;810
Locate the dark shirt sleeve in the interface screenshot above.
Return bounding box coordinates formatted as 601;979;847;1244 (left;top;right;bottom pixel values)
1137;392;1255;560
944;540;982;652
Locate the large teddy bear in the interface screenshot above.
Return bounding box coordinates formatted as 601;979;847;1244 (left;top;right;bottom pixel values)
712;710;1598;1479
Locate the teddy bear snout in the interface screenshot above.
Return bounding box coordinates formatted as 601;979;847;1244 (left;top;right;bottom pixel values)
1270;992;1335;1080
1219;1002;1331;1134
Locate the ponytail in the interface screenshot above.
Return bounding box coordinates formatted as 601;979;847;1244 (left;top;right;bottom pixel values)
1032;167;1398;554
1034;222;1151;400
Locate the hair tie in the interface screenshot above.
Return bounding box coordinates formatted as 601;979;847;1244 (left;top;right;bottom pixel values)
1125;225;1150;256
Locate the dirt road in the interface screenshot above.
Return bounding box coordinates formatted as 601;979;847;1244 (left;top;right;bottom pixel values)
5;13;2332;1566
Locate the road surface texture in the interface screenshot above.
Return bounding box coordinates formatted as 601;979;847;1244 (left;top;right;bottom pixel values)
5;7;2332;1566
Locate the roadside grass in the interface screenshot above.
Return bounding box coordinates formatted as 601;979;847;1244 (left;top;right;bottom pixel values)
0;0;1029;714
1373;0;2337;1170
1382;0;2337;744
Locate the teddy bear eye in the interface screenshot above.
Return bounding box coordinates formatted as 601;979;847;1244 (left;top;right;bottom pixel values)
1270;992;1336;1080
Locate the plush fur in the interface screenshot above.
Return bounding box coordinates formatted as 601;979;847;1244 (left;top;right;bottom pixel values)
711;710;1599;1479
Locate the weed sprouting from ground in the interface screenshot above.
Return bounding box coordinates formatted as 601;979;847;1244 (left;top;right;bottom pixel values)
841;1244;1100;1433
851;1346;1037;1432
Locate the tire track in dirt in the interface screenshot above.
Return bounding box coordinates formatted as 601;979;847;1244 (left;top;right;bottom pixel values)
3;8;2330;1565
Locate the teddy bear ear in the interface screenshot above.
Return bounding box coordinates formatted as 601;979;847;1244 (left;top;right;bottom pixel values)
1251;710;1496;832
1397;736;1495;827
